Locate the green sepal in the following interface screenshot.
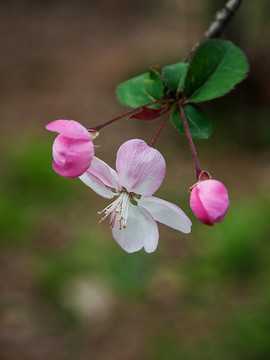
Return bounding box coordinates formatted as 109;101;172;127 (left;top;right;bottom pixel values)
130;198;138;206
162;62;188;93
184;39;249;102
170;104;212;139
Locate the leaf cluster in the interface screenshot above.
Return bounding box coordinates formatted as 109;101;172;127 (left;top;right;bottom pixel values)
116;40;249;139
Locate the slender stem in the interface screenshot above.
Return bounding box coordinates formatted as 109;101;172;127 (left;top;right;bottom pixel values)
150;109;171;147
178;104;201;180
183;0;244;62
203;0;243;40
90;100;170;131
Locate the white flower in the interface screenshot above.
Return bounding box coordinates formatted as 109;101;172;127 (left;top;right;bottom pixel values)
80;139;191;253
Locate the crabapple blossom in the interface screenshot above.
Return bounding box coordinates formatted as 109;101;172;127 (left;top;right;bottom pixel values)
190;178;230;226
79;139;192;253
46;119;94;178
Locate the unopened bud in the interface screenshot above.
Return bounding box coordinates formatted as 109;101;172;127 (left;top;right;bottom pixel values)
189;178;230;226
46;119;94;178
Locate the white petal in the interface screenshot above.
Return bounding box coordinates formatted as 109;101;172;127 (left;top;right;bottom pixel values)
111;204;159;253
89;157;121;190
79;172;115;199
115;139;166;196
137;196;192;234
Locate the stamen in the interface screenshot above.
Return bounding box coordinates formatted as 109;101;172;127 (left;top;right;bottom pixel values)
119;217;122;231
98;211;111;224
121;192;130;229
109;212;117;229
98;197;120;216
98;191;131;230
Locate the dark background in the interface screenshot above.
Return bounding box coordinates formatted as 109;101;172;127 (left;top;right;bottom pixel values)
0;1;270;359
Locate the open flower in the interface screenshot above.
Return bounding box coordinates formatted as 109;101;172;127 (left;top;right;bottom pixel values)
79;139;191;253
190;178;230;226
46;119;94;178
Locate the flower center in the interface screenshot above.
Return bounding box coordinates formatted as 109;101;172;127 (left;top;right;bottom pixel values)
98;191;134;230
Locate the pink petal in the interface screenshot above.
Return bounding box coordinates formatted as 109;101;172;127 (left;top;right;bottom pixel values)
189;186;210;225
190;180;230;225
111;204;159;253
88;157;121;191
52;134;94;178
138;196;192;233
116;139;166;196
79;172;115;199
46;119;91;140
199;180;229;223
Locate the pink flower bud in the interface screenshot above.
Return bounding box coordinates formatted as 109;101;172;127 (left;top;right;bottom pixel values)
46;119;94;178
190;179;230;226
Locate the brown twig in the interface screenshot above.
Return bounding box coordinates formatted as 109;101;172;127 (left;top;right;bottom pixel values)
183;0;244;62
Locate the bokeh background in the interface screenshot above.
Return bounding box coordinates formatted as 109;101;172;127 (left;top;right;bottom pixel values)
1;0;270;359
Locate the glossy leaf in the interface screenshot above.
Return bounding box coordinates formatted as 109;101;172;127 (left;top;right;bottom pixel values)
184;39;249;102
170;104;212;139
143;67;165;100
163;62;188;92
116;73;153;108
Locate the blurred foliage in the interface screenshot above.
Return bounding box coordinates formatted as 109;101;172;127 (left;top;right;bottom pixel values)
1;138;270;360
0;138;80;245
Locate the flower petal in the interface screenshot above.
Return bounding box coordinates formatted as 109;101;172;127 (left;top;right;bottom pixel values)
111;204;159;253
46;119;91;140
52;134;94;178
88;157;121;191
138;196;192;233
79;171;115;199
116;139;166;196
189;185;211;225
196;180;230;225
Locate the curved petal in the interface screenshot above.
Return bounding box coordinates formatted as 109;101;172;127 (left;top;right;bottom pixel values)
197;180;230;225
46;119;91;140
79;171;115;199
116;139;166;196
111;204;159;253
88;157;121;191
190;186;211;225
138;196;192;233
52;134;94;178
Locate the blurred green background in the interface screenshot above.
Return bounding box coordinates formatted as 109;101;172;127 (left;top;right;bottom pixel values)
1;0;270;359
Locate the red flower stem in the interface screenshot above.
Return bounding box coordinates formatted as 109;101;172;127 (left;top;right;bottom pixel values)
178;103;201;180
150;109;171;147
90;100;170;131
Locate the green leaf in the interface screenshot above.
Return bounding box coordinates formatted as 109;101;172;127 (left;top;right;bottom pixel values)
143;67;165;100
184;39;249;102
116;73;153;108
116;68;165;108
162;62;188;92
170;104;212;139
